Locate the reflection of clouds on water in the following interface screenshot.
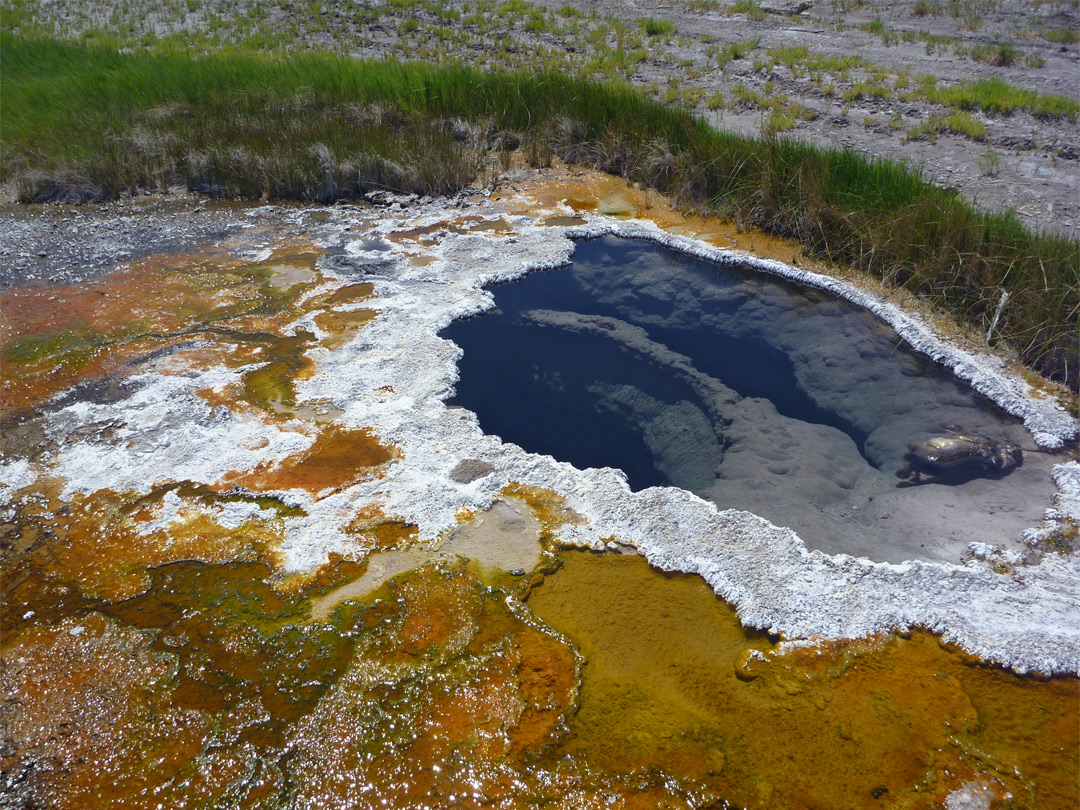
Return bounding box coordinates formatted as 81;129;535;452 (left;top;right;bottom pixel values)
447;236;1064;565
574;236;1026;467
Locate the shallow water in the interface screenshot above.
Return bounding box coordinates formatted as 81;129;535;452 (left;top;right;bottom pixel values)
528;551;1080;810
5;544;1074;810
444;235;1059;563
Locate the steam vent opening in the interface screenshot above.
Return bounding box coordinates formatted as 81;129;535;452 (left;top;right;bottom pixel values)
442;235;1061;565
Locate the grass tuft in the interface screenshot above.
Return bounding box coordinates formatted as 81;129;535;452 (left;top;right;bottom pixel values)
638;17;676;37
970;42;1020;67
906;111;987;142
927;78;1080;121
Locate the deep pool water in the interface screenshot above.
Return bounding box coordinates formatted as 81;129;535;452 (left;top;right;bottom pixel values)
443;236;1060;564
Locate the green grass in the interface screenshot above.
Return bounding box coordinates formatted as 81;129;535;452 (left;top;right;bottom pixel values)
842;79;892;103
765;46;868;76
970;42;1020;67
1043;28;1078;44
861;16;887;34
906;111;987;142
3;34;1078;388
712;38;759;69
728;1;766;21
761;109;797;136
925;77;1080;120
941;110;987;139
638;17;676;37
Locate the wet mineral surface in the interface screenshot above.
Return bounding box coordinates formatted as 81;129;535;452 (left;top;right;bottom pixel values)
1;168;1078;809
4;546;1078;810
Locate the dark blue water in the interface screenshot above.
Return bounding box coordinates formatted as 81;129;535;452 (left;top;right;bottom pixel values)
441;236;1049;561
447;237;1026;487
448;322;694;489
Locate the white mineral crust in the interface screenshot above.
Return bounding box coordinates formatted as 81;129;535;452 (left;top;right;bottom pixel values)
17;197;1080;674
301;204;1079;674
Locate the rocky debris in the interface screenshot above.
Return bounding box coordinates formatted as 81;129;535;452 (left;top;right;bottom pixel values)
757;1;814;15
896;433;1023;485
319;252;399;277
0;195;268;290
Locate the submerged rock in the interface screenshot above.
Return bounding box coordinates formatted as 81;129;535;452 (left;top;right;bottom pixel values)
896;433;1023;485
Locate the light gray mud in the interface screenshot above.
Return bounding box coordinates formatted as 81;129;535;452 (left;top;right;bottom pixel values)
438;498;544;572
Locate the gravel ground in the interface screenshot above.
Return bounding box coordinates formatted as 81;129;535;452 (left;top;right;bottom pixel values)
541;0;1080;235
0;194;282;290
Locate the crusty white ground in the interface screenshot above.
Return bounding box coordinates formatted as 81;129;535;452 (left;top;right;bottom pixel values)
3;193;1077;673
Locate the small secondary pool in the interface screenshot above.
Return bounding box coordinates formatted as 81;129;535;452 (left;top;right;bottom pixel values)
442;236;1058;564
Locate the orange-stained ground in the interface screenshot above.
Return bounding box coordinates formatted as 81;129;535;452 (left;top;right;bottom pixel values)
4;549;1076;810
2;177;1077;810
0;243;328;414
230;425;395;497
528;551;1079;810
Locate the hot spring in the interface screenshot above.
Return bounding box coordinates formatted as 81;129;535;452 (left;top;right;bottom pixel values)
442;235;1061;564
